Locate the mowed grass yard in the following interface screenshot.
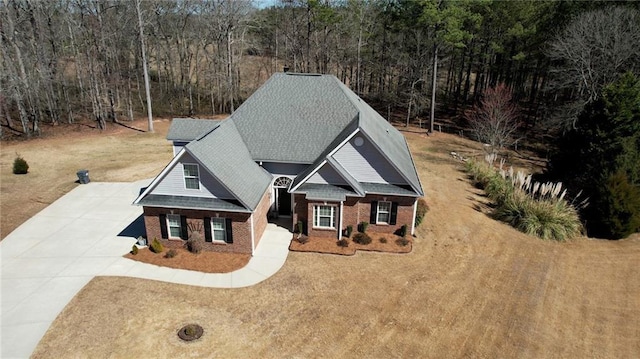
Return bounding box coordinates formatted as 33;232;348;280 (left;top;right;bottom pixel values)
3;124;639;358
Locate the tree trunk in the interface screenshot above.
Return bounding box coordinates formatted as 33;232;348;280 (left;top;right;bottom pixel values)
136;0;153;132
430;44;438;133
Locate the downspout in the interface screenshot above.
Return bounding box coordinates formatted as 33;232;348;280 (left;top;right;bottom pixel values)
339;201;344;239
250;213;255;255
411;199;417;236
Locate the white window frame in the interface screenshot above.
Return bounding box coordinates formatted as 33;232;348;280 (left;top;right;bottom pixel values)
183;163;200;190
211;217;227;243
313;205;336;229
377;201;392;224
167;214;182;239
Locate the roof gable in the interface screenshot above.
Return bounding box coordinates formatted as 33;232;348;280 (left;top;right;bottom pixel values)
149;151;235;199
185;119;272;210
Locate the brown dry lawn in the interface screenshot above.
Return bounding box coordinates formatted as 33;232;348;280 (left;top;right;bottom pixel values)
9;127;640;358
1;119;174;239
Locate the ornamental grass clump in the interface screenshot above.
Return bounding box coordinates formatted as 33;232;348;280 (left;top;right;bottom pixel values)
465;158;583;241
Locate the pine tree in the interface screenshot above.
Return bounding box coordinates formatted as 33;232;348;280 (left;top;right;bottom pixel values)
548;73;640;239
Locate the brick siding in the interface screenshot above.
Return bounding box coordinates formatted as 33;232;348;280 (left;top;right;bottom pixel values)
292;194;416;239
142;189;271;254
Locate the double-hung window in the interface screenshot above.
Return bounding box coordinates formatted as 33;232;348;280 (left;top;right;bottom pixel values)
377;201;392;224
167;214;182;238
211;217;226;242
183;164;200;190
313;205;335;229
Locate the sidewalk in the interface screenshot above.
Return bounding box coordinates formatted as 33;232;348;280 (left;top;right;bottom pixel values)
0;180;291;359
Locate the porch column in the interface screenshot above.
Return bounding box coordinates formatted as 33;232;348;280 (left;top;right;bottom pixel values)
250;213;255;255
411;199;417;236
339;200;344;239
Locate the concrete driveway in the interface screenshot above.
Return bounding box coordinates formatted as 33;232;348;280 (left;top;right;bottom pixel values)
0;180;291;359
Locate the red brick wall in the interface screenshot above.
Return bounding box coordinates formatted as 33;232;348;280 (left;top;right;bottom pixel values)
354;195;416;234
304;200;339;238
289;194;417;238
293;194;308;234
143;207;254;254
252;189;271;250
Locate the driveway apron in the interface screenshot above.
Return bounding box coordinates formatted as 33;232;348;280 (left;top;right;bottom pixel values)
1;180;291;359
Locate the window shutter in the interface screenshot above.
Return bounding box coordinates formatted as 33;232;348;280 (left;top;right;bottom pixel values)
225;218;233;243
204;217;212;242
370;201;378;224
159;214;168;239
390;202;398;225
180;216;188;239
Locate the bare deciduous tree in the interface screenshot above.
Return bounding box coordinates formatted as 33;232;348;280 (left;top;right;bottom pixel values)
548;6;640;127
466;84;521;154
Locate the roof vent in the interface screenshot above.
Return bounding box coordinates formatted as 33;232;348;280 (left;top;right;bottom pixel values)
283;65;289;73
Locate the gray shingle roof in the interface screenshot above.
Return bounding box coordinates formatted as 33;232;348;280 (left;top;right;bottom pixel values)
230;73;359;163
230;72;422;196
138;194;249;212
167;118;222;141
185;120;272;210
296;183;358;201
359;183;419;196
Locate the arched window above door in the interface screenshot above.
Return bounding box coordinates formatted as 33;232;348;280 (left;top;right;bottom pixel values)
273;176;292;188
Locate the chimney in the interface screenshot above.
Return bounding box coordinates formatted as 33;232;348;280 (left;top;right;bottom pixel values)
283;65;289;73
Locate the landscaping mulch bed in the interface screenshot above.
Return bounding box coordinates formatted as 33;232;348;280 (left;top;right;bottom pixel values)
124;247;250;273
289;232;412;255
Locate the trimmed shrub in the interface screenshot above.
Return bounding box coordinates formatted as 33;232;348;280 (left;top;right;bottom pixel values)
379;237;388;244
164;249;177;258
337;239;349;247
399;224;408;237
13;156;29;174
150;238;164;253
345;225;353;238
396;237;410;246
131;245;138;255
415;199;429;227
185;238;203;254
352;232;372;245
358;221;369;233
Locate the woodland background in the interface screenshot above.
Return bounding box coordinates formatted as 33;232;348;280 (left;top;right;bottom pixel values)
1;0;639;238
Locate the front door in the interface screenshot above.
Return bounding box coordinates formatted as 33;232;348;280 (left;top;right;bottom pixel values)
277;187;292;216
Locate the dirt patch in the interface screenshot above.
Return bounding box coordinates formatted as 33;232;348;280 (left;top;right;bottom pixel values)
31;130;640;359
290;232;412;255
125;247;250;274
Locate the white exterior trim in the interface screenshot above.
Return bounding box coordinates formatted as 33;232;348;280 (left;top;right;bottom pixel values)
289;127;359;193
289;160;327;192
326;126;360;157
133;148;188;204
250;213;255;255
357;129;422;195
339;201;344;239
411;199;417;236
134;147;253;210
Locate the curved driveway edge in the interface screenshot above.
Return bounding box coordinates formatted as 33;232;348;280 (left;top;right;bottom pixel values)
0;180;291;359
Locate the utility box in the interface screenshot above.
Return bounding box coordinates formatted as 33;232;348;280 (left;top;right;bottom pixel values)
77;170;90;184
